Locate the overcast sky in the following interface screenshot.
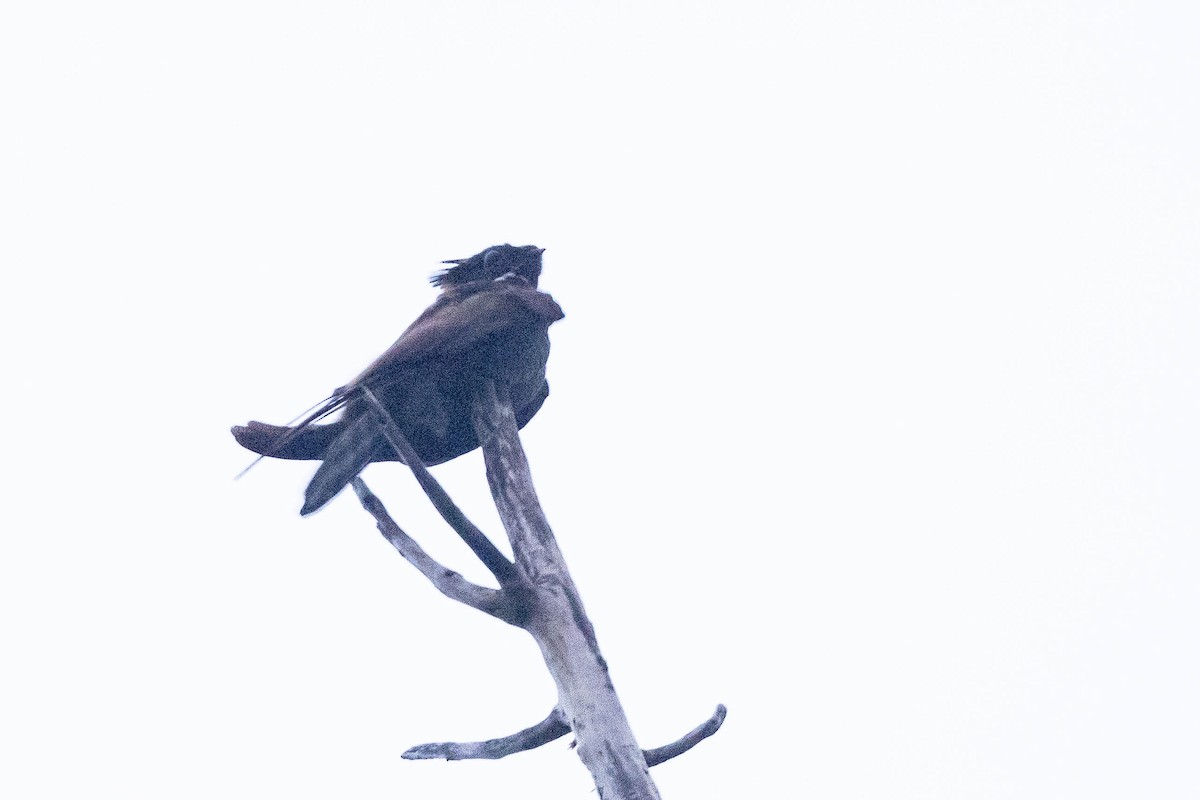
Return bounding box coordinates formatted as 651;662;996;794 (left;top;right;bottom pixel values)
3;2;1198;798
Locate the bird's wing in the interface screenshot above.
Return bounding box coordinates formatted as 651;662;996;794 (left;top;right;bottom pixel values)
346;284;563;388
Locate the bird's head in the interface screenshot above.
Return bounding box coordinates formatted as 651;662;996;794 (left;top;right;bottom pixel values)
431;244;545;288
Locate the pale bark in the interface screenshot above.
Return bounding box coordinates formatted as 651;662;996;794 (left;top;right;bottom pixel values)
469;380;661;800
352;478;521;624
354;383;724;798
643;704;727;767
401;707;570;761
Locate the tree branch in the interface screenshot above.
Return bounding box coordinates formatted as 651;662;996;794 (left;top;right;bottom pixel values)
643;705;727;767
351;478;522;624
401;706;571;761
360;385;520;589
471;380;665;799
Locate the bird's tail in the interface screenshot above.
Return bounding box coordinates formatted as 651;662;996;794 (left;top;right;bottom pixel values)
231;420;341;461
300;414;395;515
231;392;350;480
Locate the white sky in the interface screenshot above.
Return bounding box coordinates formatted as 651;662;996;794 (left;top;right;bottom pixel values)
3;2;1198;798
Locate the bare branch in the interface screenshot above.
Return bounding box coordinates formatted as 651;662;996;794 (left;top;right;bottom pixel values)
643;704;727;767
401;706;571;761
351;479;522;624
472;381;664;799
469;381;573;583
361;386;520;588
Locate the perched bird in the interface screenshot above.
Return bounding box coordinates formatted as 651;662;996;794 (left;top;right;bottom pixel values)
232;244;564;515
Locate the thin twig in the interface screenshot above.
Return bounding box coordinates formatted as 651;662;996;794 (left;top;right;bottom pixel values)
352;479;521;624
643;705;727;767
360;385;520;588
402;706;571;761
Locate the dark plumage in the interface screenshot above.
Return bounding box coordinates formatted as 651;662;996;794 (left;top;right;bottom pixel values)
232;244;563;515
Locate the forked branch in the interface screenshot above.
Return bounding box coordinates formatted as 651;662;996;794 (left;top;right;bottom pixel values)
353;381;723;798
361;386;519;588
399;704;727;766
352;477;522;624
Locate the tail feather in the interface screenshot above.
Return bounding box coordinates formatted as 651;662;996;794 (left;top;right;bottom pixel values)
235;379;550;515
231;420;341;460
301;414;393;515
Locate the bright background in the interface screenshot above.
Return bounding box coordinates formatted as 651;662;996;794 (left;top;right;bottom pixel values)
2;2;1198;798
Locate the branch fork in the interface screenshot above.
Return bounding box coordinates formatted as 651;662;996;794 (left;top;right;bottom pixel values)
355;384;723;796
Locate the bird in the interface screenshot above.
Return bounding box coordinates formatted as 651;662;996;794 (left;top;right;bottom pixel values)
232;244;564;515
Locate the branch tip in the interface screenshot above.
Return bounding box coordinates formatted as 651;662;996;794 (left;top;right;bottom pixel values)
643;704;728;767
402;707;570;761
